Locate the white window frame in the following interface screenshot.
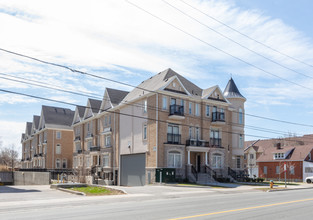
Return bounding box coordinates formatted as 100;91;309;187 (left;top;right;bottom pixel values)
103;154;109;167
143;100;147;113
195;103;200;116
264;166;267;174
206;105;210;117
143;124;147;140
212;153;222;168
56;144;61;154
105;135;111;147
162;96;167;110
56;131;61;139
290;165;295;175
189;102;192;115
276;166;280;174
239;134;244;148
55;158;61;169
168;151;182;168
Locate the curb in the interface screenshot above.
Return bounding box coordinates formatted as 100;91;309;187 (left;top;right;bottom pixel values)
56;187;86;196
91;184;127;194
267;187;313;192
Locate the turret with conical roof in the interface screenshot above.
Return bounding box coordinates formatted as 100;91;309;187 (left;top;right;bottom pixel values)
223;78;246;100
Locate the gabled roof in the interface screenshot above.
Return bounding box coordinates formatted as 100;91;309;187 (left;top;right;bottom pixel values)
26;122;32;136
106;88;129;107
202;85;228;103
77;106;86;118
223;78;245;100
257;145;313;162
89;99;102;114
41;105;75;129
122;68;202;102
72;105;86;125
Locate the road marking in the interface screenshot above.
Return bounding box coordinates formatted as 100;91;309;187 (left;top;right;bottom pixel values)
169;198;313;220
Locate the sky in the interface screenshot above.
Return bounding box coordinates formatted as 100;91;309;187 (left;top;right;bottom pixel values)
1;0;313;155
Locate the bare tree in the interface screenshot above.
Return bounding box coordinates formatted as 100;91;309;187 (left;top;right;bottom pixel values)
0;144;19;170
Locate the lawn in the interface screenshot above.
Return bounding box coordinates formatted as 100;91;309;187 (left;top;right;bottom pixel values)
70;186;123;196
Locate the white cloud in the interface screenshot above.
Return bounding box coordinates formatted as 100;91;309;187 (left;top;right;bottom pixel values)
0;120;25;156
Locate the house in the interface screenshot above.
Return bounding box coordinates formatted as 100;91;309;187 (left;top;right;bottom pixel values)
21;105;75;173
73;68;246;186
72;89;128;185
245;137;313;182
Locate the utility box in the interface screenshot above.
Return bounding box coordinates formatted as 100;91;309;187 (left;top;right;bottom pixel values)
155;168;176;183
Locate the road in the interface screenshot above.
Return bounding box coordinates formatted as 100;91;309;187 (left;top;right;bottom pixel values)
1;185;313;219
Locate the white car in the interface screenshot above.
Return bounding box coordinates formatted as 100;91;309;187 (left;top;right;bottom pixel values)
305;176;313;183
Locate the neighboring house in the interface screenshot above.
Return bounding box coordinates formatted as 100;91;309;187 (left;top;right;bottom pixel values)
245;137;313;182
74;68;246;186
21;105;75;172
72;88;128;185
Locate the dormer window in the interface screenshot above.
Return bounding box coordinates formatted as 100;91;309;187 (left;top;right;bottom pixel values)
274;153;285;159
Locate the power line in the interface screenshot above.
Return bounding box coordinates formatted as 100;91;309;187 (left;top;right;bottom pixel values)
2;70;311;138
125;0;312;91
1;47;313;129
162;0;313;79
2;87;313;145
178;0;313;69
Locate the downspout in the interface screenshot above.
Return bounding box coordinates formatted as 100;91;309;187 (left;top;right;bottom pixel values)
156;93;158;168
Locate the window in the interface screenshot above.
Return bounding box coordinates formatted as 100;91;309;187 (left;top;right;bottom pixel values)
62;159;67;168
103;155;109;167
189;127;193;139
168;151;182;168
212;153;222;168
305;167;313;173
274;153;285;159
236;156;241;169
189;102;192;114
56;131;61;139
264;166;267;174
56;159;61;168
87;140;92;150
244;154;247;160
249;154;254;159
105;135;111;147
143;100;147;113
220;108;225;120
56;144;61;154
212;106;217;121
239;108;243;124
167;124;180;144
143;124;147;140
75;142;81;152
86;157;90;168
210;129;220;146
108;115;111;125
162;97;167;110
73;157;77;168
290;165;295;175
195;103;199;116
206;105;210;117
104;116;108;126
195;127;200;140
239;134;244;148
276;166;280;174
308;153;312;161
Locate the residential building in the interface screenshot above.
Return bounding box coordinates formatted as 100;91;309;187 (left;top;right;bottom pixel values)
74;68;246;186
21;105;75;172
245;136;313;181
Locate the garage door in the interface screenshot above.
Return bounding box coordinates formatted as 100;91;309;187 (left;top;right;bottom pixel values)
120;153;146;186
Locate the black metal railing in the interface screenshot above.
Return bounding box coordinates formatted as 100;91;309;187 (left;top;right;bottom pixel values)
34;154;38;157
74;136;81;141
186;139;210;147
169;104;184;116
210;138;222;147
191;165;198;181
77;149;83;154
90;146;100;152
212;112;225;122
205;165;217;180
167;133;181;144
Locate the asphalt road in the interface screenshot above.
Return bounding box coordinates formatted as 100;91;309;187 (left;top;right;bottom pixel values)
1;185;313;219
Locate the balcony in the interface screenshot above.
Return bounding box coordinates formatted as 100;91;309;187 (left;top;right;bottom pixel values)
34;154;38;157
169;105;185;119
186;139;210;147
77;149;83;154
210;138;222;148
167;133;181;144
85;133;93;140
212;112;225;122
90;146;100;152
39;153;43;157
74;136;81;142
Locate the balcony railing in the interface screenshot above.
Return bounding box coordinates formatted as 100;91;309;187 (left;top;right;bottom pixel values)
167;133;181;144
34;154;38;157
186;139;210;147
169;104;184;116
74;136;81;141
90;146;100;152
77;149;83;154
210;138;222;147
212;112;225;122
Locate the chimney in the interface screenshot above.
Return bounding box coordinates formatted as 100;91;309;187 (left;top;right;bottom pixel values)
276;143;281;150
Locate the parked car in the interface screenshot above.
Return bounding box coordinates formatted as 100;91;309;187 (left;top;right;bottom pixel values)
305;176;313;183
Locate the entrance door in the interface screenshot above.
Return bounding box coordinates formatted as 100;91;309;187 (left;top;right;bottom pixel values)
196;155;201;172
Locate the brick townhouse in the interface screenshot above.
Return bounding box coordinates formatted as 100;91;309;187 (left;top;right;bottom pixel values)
21;105;74;172
245;136;313;181
73;68;246;186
